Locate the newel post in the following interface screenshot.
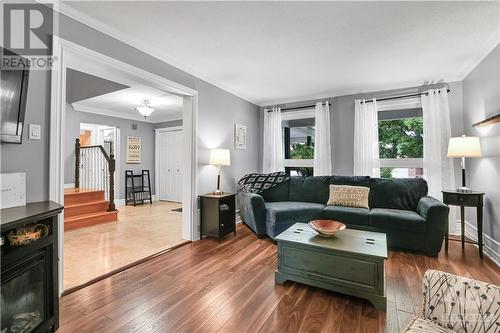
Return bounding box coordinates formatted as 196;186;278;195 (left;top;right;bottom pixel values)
108;153;116;211
75;138;81;189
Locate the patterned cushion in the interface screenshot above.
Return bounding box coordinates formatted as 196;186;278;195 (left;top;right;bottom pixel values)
238;172;290;194
327;185;370;208
402;317;453;333
421;270;500;333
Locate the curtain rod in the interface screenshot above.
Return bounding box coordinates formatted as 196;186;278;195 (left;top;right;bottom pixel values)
361;88;450;104
265;102;329;112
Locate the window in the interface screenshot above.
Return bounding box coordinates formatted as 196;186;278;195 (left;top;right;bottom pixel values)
378;101;423;179
282;109;315;176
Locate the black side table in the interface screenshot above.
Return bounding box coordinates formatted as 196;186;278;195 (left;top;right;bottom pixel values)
199;193;236;241
442;190;485;258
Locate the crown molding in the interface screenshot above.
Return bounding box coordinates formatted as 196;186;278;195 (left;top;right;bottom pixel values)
457;31;500;81
71;103;182;124
258;77;462;107
47;1;259;105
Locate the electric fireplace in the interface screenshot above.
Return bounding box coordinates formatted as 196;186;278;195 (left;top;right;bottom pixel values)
1;202;63;333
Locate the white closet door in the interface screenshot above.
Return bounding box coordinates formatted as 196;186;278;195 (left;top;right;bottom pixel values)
174;131;183;202
158;131;169;201
158;130;183;202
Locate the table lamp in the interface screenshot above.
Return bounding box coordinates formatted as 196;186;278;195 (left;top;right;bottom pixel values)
447;135;481;192
209;148;231;195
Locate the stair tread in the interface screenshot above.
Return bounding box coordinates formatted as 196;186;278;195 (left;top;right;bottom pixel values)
64;188;105;196
65;200;109;209
65;210;118;222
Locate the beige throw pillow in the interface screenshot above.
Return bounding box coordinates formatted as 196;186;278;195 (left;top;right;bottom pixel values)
327;185;370;208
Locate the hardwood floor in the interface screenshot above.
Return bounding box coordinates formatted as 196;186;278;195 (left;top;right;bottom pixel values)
64;201;184;290
59;224;499;333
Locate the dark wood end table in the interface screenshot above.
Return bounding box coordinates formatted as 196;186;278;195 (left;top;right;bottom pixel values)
442;190;485;258
199;193;236;242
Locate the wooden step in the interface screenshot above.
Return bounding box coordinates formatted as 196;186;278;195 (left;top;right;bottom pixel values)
64;200;110;218
64;211;119;231
64;188;105;205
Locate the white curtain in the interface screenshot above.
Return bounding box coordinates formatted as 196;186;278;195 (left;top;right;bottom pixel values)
354;99;380;177
421;89;455;198
313;101;332;176
263;107;284;173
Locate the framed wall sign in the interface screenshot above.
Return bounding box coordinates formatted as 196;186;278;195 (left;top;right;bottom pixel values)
126;136;142;163
234;124;247;150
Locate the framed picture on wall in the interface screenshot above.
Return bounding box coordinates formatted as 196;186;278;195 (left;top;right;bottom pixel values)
234;124;247;150
126;136;141;163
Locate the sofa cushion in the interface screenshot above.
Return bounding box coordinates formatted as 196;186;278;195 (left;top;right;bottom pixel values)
322;206;370;226
288;176;331;204
327;185;370;208
370;208;426;233
331;175;371;188
261;181;289;202
266;201;325;226
369;178;428;211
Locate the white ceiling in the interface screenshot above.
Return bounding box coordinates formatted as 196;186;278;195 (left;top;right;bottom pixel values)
63;1;500;105
72;85;183;123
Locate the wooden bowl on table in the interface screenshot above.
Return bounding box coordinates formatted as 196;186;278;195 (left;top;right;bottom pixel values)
308;220;346;237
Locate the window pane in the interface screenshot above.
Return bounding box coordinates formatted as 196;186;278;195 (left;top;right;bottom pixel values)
285;167;313;177
378;117;423;159
381;167;423;179
282;118;315;159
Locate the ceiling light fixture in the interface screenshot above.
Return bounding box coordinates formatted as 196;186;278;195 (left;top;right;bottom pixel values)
135;99;155;118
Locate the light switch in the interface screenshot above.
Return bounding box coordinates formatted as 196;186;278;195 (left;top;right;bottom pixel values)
29;124;41;140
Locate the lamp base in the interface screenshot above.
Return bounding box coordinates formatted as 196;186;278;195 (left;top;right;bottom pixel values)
457;186;472;193
214;189;223;196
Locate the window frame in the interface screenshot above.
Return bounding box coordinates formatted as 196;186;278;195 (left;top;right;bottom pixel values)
282;108;315;169
377;97;423;176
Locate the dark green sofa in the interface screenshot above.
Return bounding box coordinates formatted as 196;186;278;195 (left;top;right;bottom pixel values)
237;176;449;257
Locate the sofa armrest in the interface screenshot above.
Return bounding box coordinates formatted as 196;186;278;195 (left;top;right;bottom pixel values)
237;191;267;236
417;196;449;222
417;196;449;256
422;270;500;331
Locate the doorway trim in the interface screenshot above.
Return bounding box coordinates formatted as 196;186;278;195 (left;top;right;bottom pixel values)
155;126;183;203
49;37;199;294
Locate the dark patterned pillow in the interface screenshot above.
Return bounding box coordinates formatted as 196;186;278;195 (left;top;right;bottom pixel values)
238;172;290;194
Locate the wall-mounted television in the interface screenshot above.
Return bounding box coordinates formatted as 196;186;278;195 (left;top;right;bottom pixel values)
1;47;30;144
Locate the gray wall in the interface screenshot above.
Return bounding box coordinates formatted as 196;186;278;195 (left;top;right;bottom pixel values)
261;81;464;184
66;69;128;104
64;104;155;199
462;44;500;244
1;68;51;202
0;8;260;202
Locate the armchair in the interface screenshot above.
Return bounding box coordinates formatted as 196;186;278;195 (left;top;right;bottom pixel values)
403;270;499;332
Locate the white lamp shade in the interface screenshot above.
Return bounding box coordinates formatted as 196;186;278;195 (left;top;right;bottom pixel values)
447;136;481;158
209;149;231;166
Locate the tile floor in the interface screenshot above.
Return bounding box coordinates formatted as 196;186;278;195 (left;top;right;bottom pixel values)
63;201;185;290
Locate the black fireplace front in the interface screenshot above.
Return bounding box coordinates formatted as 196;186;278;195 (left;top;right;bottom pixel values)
1;201;63;333
1;249;52;333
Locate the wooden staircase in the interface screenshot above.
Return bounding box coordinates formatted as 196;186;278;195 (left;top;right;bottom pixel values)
64;188;118;231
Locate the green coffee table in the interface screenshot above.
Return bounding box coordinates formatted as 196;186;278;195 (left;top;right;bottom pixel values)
275;223;388;310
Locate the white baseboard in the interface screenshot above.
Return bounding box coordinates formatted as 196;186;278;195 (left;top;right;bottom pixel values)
463;221;500;267
451;219;500;266
64;183;75;189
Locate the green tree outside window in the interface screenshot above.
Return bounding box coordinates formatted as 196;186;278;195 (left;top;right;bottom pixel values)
378;118;423;178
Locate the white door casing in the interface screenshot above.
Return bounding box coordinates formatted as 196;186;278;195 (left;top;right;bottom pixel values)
50;38;198;294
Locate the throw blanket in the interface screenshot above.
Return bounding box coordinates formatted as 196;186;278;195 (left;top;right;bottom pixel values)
238;172;290;193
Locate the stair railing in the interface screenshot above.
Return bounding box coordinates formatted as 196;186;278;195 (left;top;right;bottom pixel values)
74;138;116;211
